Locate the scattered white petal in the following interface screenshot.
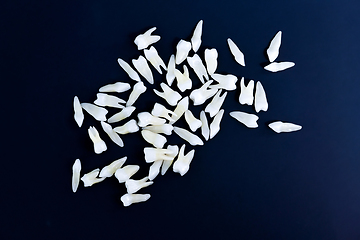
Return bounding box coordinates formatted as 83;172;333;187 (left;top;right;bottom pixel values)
239;78;254;105
113;119;139;134
187;54;209;84
134;27;160;50
189;80;217;106
227;38;245;66
254;81;268;113
166;55;176;86
144;147;175;163
200;111;210;141
117;58;141;82
143;124;173;135
125;177;153;194
229;111;259;128
108;106;136;124
115;165;140;183
151;103;176;121
126;81;147;107
161;145;179;175
184;110;202;132
209;109;224;139
141;130;167;148
99;82;131;93
149;161;162;180
191;20;203;52
268;121;302;133
174;65;192;92
266;31;282;62
99;157;127;178
137;112;166;127
72;159;81;193
264;62;295;72
204;48;218;75
153;83;182;106
210;73;238;91
81;168;105;187
121;193;151;207
175;40;192;65
81;103;108;121
173;144;195;176
144;46;167;74
132;55;154;84
100;121;124;147
205;89;227;118
88;126;107;154
169;97;189;124
94;93;125;109
173;126;204;146
73;96;84;127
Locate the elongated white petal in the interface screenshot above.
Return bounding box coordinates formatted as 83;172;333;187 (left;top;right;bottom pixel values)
137;112;166;127
81;103;108;121
99;82;131;93
264;62;295;72
115;165;140;183
81;168;105;187
121;193;151;207
161;145;179;175
187;54;209;84
268;121;302;133
210;73;238;91
149;160;162;180
113;119;139;134
88;126;107;154
144;46;167;74
175;40;192;65
184;110;202;132
134;27;160;50
126;177;153;194
200;111;210;141
144;147;175;163
173;127;203;146
189;80;217;106
227;38;245;66
239;78;254;105
229;111;258;128
205;90;227;118
266;31;282;62
209;109;224;139
169;97;189;124
166;55;176;86
132;56;154;84
99;157;127;178
141;130;167;148
73;96;84;127
117;58;141;82
94;93;125;108
173;144;195;176
127;81;147;107
143;124;173;135
100;121;124;147
204;48;218;75
254;81;268;113
191;20;203;52
108;106;136;123
151;103;176;121
153;83;182;106
72;159;81;193
174;65;192;92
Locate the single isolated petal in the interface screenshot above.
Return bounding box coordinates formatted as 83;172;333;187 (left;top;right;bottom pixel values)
143;124;173;135
229;111;259;128
144;147;175;163
153;83;182;106
266;31;282;62
264;62;295;72
134;27;160;50
204;48;218;75
239;78;254;105
81;103;108;121
227;38;245;66
210;73;238;91
120;193;151;207
141;130;167;148
268;121;302;133
81;168;105;187
117;58;141;82
73;96;84;127
144;46;167;74
187;54;209;84
151;103;176;121
94;93;125;109
113;119;139;134
115;165;140;183
108;106;136;124
200;111;210;141
175;39;192;65
161;145;179;175
189;80;217;106
166;55;176;86
72;159;81;193
125;177;153;194
209;109;224;139
205;89;227;118
169;97;189;124
174;65;192;92
191;20;203;52
173;144;195;176
184;110;202;132
254;81;268;113
149;160;163;180
100;121;124;147
99;157;127;178
132;55;154;84
173;126;204;146
126;81;147;107
88;126;107;154
99;82;131;93
137;112;166;127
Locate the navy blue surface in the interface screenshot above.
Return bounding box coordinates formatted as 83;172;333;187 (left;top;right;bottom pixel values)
2;0;360;239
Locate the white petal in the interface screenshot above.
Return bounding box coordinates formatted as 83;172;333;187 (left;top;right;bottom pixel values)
184;110;202;132
141;130;167;148
205;89;227;118
126;81;147;107
81;103;108;121
144;147;175;163
189;80;217;106
117;58;141;82
100;121;124;147
173;144;195;176
239;78;254;105
137;112;166;127
108;106;136;123
120;193;151;207
254;81;268;113
191;20;203;52
161;145;179;175
72;159;81;193
132;55;154;84
81;168;105;187
153;83;182;106
99;82;131;93
229;111;258;128
169;97;189;124
115;165;140;183
173;127;204;146
143;124;173;135
268;121;302;133
151;103;176;121
148;161;163;180
227;38;245;66
210;73;238;91
99;157;127;178
175;39;192;65
88;126;107;154
204;48;218;75
174;65;192;92
113;119;139;134
134;27;160;50
125;177;153;194
73;96;84;127
264;62;295;72
200;111;210;141
94;93;125;108
266;31;282;62
187;54;209;84
209;109;224;139
166;55;176;86
144;46;167;74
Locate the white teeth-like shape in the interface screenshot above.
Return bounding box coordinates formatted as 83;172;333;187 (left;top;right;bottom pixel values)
126;81;147;107
264;62;295;72
144;46;167;74
81;103;108;121
149;160;163;180
151;103;176;121
144;147;175;163
169;97;189;124
175;39;192;65
266;31;282;62
229;111;259;128
191;20;203;52
115;165;140;183
173;144;195;176
125;177;153;194
134;27;160;50
81;168;105;187
73;96;84;127
141;130;167;148
184;110;202;132
199;111;210;141
204;48;218;75
143;124;174;135
239;77;254;105
189;80;217;106
100;121;124;147
205;89;227;118
254;81;268;113
227;38;245;66
94;93;125;109
173;127;204;146
210;73;238;91
187;54;209;84
99;82;131;93
108;106;136;124
132;55;154;84
137;112;166;127
120;193;151;207
161;145;179;175
72;159;81;193
113;119;139;134
209;109;224;139
174;65;192;92
117;58;141;82
166;55;176;86
99;157;127;178
268;121;302;133
153;83;182;106
88;126;107;154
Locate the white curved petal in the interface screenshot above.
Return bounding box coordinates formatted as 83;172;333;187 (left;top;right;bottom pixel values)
229;111;258;128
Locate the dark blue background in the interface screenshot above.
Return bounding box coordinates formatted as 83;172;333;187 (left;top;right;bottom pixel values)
2;0;360;239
